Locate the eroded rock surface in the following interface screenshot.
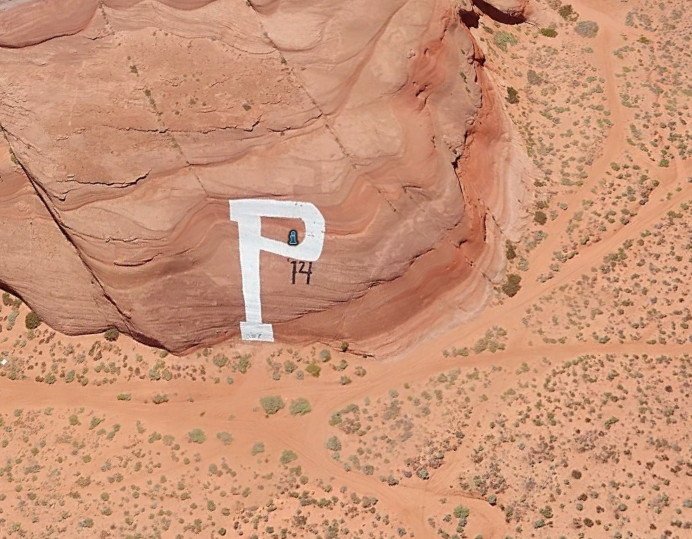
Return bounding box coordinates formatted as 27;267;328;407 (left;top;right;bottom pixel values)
0;0;525;352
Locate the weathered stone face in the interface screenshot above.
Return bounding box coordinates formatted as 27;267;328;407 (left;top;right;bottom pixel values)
0;0;525;353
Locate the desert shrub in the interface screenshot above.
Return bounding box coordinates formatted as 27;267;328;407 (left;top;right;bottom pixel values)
575;20;599;37
289;398;312;416
280;450;297;464
558;4;576;20
2;292;20;307
319;349;332;362
416;468;430;480
283;360;297;373
260;395;285;415
493;31;518;51
25;312;41;330
506;87;519;104
116;393;131;401
152;394;169;405
505;241;517;261
251;442;265;455
212;354;228;368
534;210;548;225
340;341;349;352
233;354;251;374
104;328;119;342
216;431;233;445
502;274;522;297
325;436;342;451
527;69;542;85
188;429;206;444
540;28;557;37
305;363;321;377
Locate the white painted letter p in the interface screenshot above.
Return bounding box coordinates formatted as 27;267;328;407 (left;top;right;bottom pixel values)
229;199;325;342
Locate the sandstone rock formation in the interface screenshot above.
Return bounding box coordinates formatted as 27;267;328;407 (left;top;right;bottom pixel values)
0;0;526;353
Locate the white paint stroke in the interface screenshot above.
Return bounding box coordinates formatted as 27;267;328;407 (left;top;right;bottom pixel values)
229;199;325;342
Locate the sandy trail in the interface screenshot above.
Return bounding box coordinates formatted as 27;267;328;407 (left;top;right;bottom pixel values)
523;0;690;288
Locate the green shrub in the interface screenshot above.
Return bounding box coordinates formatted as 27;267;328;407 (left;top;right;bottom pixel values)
233;354;251;374
152;394;169;405
506;87;519;104
2;292;20;307
325;436;342;451
212;354;228;368
527;70;542;85
558;4;576;20
104;328;119;342
534;210;548;225
575;20;599;38
305;363;321;377
188;428;206;444
502;274;522;297
25;312;41;330
260;395;285;415
216;431;233;445
493;31;518;51
540;28;557;37
280;450;297;464
289;398;312;416
454;505;470;519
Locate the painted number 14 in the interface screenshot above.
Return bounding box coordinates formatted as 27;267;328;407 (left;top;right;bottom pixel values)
289;260;313;285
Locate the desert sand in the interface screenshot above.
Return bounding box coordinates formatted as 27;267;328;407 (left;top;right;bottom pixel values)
0;0;690;538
